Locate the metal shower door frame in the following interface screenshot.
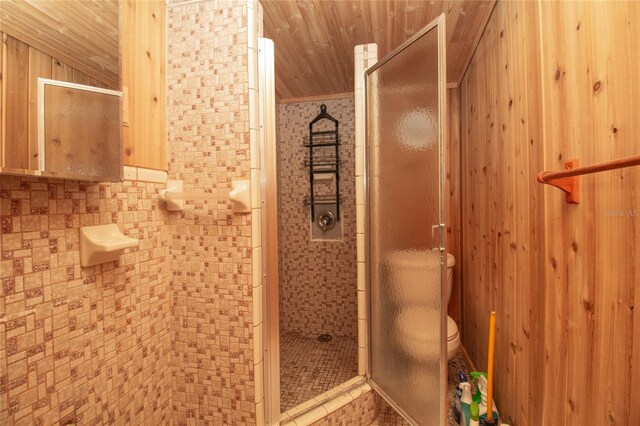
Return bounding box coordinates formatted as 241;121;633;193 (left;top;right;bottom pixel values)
363;13;448;426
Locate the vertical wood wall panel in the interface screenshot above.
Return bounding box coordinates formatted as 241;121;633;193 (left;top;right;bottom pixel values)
4;35;29;169
461;1;639;425
122;0;166;170
89;77;109;89
72;69;93;86
539;3;639;425
0;33;4;166
446;88;462;324
27;47;51;169
1;34;114;170
540;4;593;424
51;58;74;83
513;3;545;424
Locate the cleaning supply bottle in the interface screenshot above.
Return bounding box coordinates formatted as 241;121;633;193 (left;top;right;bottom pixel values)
453;371;468;424
458;379;473;426
469;402;480;426
470;372;499;424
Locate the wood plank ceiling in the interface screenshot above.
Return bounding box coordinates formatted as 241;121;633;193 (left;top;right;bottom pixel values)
262;0;495;101
0;0;119;88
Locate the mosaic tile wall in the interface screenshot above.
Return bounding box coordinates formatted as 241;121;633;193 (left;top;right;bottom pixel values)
276;99;357;339
0;175;173;425
308;390;379;426
166;0;257;424
354;43;379;375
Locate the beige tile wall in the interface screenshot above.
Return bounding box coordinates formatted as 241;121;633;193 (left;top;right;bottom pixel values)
247;1;265;423
276;99;358;339
0;174;173;425
1;1;265;425
308;390;379;426
354;43;378;375
0;6;382;426
166;0;257;424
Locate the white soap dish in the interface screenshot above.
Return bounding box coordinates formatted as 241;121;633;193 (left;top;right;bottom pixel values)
79;224;139;267
229;180;251;213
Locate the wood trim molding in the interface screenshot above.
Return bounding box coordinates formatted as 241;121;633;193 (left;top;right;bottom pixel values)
277;92;354;105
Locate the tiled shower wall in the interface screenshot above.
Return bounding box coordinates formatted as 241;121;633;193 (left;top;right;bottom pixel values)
0;175;173;425
354;43;378;375
166;0;257;424
276;98;357;339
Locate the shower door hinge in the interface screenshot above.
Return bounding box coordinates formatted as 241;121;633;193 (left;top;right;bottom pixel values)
431;223;445;238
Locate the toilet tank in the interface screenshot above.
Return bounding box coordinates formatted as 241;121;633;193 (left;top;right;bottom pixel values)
384;250;455;306
446;253;455;304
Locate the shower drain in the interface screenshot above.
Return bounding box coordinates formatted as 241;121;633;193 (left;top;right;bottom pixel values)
317;334;333;342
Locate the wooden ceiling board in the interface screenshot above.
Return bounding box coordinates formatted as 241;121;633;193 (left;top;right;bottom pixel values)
262;0;495;100
0;0;119;88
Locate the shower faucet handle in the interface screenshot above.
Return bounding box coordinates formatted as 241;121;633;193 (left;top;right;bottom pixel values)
317;211;336;231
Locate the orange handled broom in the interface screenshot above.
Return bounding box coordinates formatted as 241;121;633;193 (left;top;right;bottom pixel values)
486;311;497;424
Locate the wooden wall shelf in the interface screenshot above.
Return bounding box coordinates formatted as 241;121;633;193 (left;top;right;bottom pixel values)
537;155;640;204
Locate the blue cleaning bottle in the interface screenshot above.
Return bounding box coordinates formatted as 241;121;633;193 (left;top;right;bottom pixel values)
453;371;468;424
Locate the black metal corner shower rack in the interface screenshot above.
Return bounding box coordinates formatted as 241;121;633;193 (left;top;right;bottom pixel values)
303;104;341;221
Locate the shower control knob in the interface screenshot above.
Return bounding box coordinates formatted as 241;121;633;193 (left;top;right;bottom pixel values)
317;211;336;231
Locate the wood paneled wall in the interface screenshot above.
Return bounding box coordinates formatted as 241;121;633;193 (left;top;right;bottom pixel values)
446;87;462;324
1;33;112;170
460;1;639;425
122;0;166;170
1;0;167;172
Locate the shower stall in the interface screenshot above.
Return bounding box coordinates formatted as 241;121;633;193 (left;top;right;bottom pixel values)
276;98;359;412
260;14;448;425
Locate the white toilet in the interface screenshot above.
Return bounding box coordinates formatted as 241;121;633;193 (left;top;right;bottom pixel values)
386;251;460;361
444;254;461;361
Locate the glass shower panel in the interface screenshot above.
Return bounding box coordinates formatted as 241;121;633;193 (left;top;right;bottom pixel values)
366;18;446;426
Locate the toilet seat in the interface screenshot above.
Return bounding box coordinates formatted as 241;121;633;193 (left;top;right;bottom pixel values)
447;316;459;342
447;316;461;360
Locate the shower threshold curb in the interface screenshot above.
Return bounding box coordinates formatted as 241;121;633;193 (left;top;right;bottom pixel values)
280;375;369;425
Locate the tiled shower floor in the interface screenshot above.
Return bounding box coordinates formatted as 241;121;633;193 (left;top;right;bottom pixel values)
280;332;358;412
279;332;468;425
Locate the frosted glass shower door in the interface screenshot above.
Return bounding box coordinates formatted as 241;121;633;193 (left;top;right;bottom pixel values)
365;14;447;426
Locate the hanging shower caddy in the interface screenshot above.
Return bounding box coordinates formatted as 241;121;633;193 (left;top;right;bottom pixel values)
303;104;341;225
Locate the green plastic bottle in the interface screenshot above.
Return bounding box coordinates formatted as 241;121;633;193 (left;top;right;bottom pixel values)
469;402;480;426
469;372;499;424
469;372;486;405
